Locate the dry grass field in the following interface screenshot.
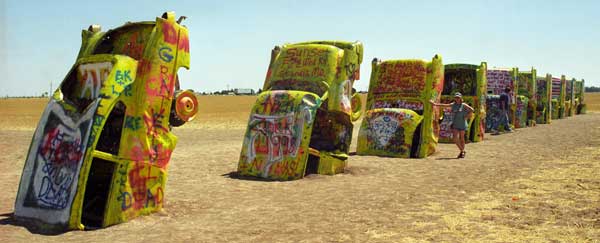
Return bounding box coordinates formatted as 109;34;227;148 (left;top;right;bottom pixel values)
586;93;600;113
0;94;599;242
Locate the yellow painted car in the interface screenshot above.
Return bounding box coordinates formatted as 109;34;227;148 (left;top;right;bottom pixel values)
574;79;586;114
517;68;537;127
535;74;552;124
237;41;363;180
14;12;197;230
357;55;444;158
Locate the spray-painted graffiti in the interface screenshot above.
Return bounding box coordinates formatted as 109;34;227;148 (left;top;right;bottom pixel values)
439;106;455;140
487;70;513;95
272;46;334;81
244;106;312;177
373;61;427;95
358;109;422;157
126;162;162;210
372;96;424;111
536;77;551;124
34;125;84;209
370;115;401;147
158;46;174;63
239;91;321;179
440;64;486;142
15;100;96;224
241;41;361;180
78;62;113;99
15;12;192;230
359;57;443;158
515;96;528;128
551;77;562;99
518;73;534;98
443;68;476;96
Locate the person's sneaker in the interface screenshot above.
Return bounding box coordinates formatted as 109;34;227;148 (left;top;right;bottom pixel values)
492;131;501;135
505;129;513;133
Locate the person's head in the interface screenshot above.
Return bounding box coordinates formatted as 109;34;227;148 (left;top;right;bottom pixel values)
454;92;463;103
505;87;511;93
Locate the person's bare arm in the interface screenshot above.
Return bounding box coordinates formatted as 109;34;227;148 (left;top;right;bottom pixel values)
464;103;475;120
429;100;453;107
463;103;475;113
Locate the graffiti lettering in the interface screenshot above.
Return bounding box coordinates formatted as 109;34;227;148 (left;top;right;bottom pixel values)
439;107;455;140
120;187;163;211
128;162;157;210
115;70;132;85
244;107;312;177
15;100;96;225
123;85;133;96
78;62;113;99
143;107;168;136
35;126;83;209
373;98;424;111
374;61;426;95
486;70;514;95
162;22;177;44
158;46;173;63
111;85;120;95
125;115;142;131
271;47;333;81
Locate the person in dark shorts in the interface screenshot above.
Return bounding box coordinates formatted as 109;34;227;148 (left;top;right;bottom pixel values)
431;92;474;158
494;87;513;135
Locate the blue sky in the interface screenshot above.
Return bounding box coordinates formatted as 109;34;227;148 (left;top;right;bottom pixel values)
1;0;599;96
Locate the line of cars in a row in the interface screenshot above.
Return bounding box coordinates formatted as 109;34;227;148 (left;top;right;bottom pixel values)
13;12;586;230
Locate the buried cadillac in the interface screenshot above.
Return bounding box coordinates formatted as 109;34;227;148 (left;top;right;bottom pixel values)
14;12;198;230
356;55;444;158
238;41;363;180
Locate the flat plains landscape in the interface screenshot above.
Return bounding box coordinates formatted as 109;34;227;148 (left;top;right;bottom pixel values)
1;94;599;242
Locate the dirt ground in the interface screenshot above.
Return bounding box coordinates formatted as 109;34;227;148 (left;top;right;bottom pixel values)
1;94;599;242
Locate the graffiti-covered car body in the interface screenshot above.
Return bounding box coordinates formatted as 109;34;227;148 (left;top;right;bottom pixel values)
551;75;566;119
14;12;196;230
574;79;586;114
517;68;537;127
357;56;444;158
535;74;552;124
485;68;518;132
565;78;575;117
438;63;487;143
238;41;363;180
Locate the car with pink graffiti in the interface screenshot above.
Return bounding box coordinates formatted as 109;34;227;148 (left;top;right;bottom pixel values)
551;75;566;119
237;41;363;180
485;68;518;132
14;12;198;230
356;55;444;158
